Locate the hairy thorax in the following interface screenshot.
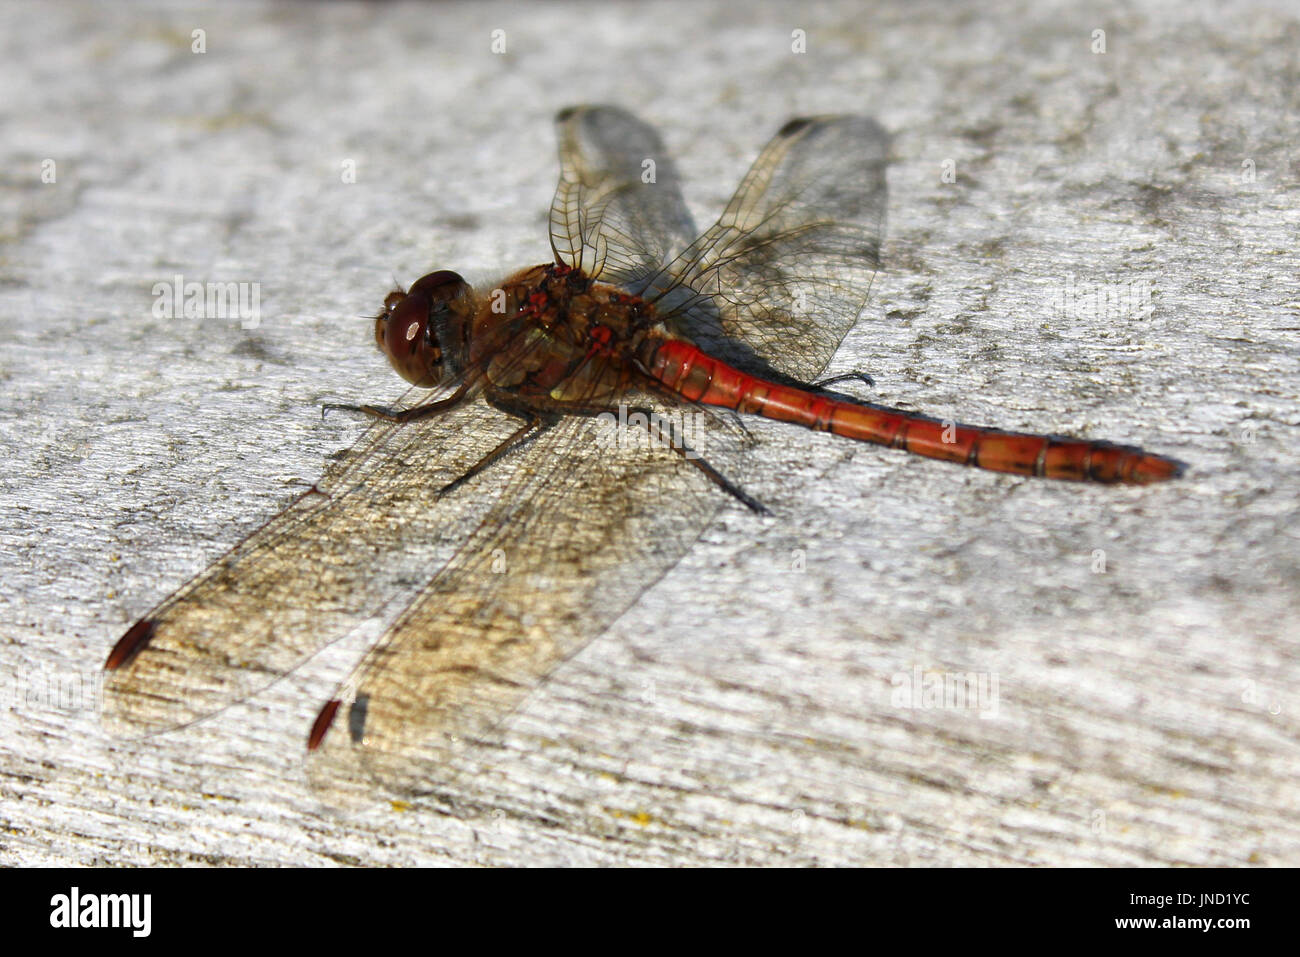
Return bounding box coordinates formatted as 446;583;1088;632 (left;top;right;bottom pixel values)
471;263;661;404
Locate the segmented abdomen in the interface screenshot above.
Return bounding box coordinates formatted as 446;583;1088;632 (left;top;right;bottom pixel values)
644;338;1183;484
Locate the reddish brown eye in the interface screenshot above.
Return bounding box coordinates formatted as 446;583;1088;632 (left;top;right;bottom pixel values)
379;296;440;386
406;270;464;299
372;270;469;388
375;289;410;353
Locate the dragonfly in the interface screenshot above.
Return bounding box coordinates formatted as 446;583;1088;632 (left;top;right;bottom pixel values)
104;106;1183;798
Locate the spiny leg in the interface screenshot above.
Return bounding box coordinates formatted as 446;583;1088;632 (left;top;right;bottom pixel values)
437;391;646;498
630;372;769;514
322;379;477;423
812;371;875;391
437;411;555;498
490;390;769;515
643;416;769;516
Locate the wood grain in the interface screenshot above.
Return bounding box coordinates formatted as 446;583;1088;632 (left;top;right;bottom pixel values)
1;0;1296;866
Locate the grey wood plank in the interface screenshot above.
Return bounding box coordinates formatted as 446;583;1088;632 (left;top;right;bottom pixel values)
1;0;1295;866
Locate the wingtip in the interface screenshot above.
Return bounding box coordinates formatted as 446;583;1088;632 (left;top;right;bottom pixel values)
105;618;156;671
778;117;815;137
307;699;342;751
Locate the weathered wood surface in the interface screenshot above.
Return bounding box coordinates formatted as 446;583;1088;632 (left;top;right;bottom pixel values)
1;0;1296;866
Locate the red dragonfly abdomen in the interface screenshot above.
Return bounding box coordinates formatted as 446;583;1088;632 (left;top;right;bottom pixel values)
645;339;1182;484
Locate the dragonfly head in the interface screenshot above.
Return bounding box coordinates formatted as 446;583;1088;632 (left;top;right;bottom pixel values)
374;270;473;387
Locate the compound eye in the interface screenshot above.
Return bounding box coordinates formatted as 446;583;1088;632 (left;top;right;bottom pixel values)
406;270;466;300
372;270;468;388
375;289;409;352
378;294;442;387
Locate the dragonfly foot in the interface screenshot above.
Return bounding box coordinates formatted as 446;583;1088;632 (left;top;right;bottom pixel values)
322;403;402;421
435;477;465;498
813;371;875;391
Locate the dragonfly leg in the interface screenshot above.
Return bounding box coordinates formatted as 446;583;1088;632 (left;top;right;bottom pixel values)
441;387;656;496
812;371;875;391
437;412;555;498
628;379;769;514
491;391;769;515
323;379;477;423
660;429;769;515
440;391;648;497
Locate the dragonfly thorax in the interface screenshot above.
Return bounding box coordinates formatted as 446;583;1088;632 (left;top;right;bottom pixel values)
462;262;659;403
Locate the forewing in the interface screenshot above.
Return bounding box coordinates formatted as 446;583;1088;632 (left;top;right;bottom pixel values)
549;105;697;292
307;395;748;800
656;116;890;383
103;387;525;736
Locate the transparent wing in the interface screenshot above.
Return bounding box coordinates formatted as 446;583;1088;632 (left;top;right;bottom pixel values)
549;105;697;292
103;386;527;736
307;394;749;801
654;115;890;383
